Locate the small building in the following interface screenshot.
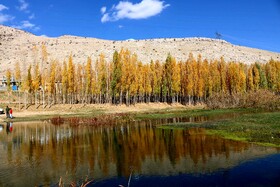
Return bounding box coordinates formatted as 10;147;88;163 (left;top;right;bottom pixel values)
0;76;20;91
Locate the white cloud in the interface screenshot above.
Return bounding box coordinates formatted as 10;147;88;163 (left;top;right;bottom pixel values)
12;20;40;31
29;13;35;19
0;4;14;24
101;6;107;14
0;14;14;24
118;25;123;28
0;4;8;11
101;0;170;23
101;13;110;23
17;0;29;12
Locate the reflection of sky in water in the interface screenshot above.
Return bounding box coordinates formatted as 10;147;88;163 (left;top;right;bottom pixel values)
0;121;279;186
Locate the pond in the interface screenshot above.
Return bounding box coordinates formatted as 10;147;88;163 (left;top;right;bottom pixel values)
0;117;279;186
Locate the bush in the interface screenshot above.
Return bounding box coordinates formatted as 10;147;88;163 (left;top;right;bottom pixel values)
206;90;280;110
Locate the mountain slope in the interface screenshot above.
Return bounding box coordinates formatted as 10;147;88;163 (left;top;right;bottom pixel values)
1;25;280;77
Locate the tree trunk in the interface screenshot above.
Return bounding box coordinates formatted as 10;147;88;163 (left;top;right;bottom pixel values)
120;90;123;105
18;91;20;110
24;92;27;109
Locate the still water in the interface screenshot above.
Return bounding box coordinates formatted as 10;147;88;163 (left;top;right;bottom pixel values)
0;118;279;187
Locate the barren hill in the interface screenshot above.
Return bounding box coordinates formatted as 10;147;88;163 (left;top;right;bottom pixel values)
1;25;280;77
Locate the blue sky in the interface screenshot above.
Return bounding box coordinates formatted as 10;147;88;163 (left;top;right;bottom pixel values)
0;0;280;52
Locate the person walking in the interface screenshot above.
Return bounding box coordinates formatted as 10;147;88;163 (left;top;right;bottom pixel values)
9;108;13;119
5;106;9;118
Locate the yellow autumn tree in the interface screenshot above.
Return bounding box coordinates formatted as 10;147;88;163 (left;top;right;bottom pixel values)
201;59;210;101
154;60;162;102
266;59;277;92
136;61;145;103
238;63;246;93
75;63;84;103
218;57;227;94
23;65;33;106
143;63;152;103
275;60;280;92
98;53;110;103
196;55;205;102
247;66;254;91
227;62;239;94
33;62;41;105
252;64;260;91
171;56;180;103
85;56;92;103
68;54;75;104
49;60;57;104
14;61;21;85
129;54;137;104
62;61;68;104
6;69;11;92
185;53;195;104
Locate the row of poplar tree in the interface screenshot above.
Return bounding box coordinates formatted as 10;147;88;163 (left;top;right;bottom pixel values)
5;48;280;106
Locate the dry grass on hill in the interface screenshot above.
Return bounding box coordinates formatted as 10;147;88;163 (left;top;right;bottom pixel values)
1;25;280;78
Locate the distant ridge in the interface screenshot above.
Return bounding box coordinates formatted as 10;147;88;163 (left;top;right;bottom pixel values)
1;25;280;76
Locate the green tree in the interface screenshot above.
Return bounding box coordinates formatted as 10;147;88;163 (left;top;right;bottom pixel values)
266;60;277;92
162;54;172;103
256;63;268;89
252;64;260;91
98;53;109;103
111;51;122;104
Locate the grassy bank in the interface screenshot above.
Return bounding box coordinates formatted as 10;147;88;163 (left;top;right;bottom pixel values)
158;110;280;147
1;103;279;147
0;105;106;122
0;103;196;123
134;107;260;120
206;112;280;147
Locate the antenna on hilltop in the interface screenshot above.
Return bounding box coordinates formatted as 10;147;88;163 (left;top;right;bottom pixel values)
215;32;222;39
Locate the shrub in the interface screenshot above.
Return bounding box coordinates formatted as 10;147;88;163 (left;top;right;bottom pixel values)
206;90;280;110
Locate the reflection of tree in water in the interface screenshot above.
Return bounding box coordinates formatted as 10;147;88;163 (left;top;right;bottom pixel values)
53;123;249;177
0;121;269;184
183;128;238;164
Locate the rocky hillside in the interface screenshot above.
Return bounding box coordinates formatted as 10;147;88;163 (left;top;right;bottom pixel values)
0;25;280;77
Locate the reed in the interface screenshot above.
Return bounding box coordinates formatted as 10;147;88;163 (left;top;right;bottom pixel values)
58;176;93;187
50;113;133;126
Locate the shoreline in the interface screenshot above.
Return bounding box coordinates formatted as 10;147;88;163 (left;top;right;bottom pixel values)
1;104;279;147
0;103;205;122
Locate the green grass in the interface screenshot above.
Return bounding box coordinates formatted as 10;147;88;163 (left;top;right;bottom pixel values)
206;112;280;147
157;124;187;130
157;111;280;147
134;108;257;120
